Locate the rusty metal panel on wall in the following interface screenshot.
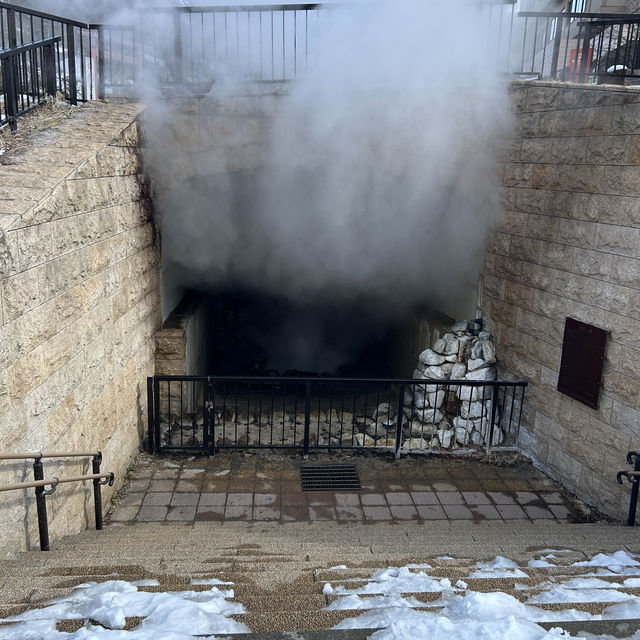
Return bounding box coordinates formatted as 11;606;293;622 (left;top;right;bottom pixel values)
557;317;608;410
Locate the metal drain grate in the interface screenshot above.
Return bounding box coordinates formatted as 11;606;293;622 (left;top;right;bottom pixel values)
300;464;361;491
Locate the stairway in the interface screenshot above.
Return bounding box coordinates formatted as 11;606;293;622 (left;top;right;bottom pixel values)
2;520;640;637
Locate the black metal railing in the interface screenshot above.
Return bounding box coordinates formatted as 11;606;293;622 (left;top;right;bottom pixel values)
0;451;114;550
0;2;97;104
514;12;640;83
147;375;527;458
0;35;59;128
617;450;640;526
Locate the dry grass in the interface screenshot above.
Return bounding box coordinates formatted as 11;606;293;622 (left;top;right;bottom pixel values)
0;96;77;162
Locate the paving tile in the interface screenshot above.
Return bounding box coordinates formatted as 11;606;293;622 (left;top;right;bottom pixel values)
170;492;199;507
462;491;491;505
281;505;309;521
109;506;140;522
515;491;539;504
166;506;197;521
118;492;145;507
469;504;501;520
153;468;180;479
363;506;392;521
541;492;564;504
390;505;419;520
488;491;516;505
442;504;473;520
226;493;253;506
335;493;360;507
253;506;280;521
148;480;176;492
137;506;168;522
309;506;337;521
409;484;432;491
386;492;413;505
431;482;457;491
336;506;364;521
127;479;150;492
548;504;572;519
175;480;201;493
306;492;334;506
361;493;387;506
524;505;555;519
410;491;439;505
142;492;172;507
254;493;279;506
281;493;307;506
495;504;527;519
436;491;464;505
199;493;227;507
195;506;225;521
225;505;252;520
416;504;447;520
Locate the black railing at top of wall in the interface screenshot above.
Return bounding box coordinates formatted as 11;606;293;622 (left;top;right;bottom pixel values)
147;375;527;458
4;1;640;130
514;12;640;82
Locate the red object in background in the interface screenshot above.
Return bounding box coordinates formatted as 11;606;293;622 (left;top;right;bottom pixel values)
569;46;593;82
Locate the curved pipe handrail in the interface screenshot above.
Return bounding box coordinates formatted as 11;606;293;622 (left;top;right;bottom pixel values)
1;452;114;551
0;451;101;461
0;472;114;493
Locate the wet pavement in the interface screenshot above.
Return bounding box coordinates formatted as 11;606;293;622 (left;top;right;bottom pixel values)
107;450;596;525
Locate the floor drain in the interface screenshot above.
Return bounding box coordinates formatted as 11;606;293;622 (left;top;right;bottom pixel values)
300;464;361;491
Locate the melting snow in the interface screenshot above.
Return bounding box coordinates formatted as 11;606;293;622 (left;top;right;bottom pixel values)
330;550;640;639
0;579;248;639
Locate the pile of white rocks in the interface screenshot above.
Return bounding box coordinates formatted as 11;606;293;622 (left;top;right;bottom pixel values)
404;319;503;450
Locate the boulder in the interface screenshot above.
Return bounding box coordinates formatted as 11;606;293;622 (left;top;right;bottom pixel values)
468;358;489;372
481;340;497;364
414;407;444;424
409;421;438;438
471;340;483;360
424;365;445;379
354;433;377;447
470;430;483;445
450;363;467;379
444;335;459;355
438;428;454;448
465;366;497;382
460;401;485;419
419;348;446;366
455;427;470;446
441;362;454;376
427;389;447;409
402;437;430;451
432;337;446;354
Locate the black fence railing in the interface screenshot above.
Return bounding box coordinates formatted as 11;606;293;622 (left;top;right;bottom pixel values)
147;375;527;458
0;35;59;128
514;12;640;83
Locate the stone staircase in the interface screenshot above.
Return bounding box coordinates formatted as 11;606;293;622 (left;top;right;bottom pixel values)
2;521;640;637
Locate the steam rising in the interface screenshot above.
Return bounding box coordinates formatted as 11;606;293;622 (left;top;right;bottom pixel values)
155;0;512;317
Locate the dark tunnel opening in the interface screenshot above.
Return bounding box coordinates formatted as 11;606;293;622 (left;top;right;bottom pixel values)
204;290;397;378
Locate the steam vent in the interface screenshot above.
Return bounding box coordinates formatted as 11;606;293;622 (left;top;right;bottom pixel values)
4;1;640;638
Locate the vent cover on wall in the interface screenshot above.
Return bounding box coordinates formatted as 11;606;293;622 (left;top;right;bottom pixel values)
557;317;608;410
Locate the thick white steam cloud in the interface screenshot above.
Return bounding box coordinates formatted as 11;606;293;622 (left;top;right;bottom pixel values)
157;0;512;318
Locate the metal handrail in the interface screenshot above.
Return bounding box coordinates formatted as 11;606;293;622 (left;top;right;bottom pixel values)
0;452;114;550
0;472;114;492
0;451;100;460
0;35;60;59
617;451;640;526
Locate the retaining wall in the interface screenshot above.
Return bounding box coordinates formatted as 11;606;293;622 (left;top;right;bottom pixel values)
484;81;640;520
0;102;161;555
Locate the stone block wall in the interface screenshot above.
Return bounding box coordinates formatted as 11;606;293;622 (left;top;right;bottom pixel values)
484;81;640;519
0;102;161;555
143;89;279;320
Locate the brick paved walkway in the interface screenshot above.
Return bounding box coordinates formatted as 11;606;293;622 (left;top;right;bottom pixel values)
107;451;594;525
